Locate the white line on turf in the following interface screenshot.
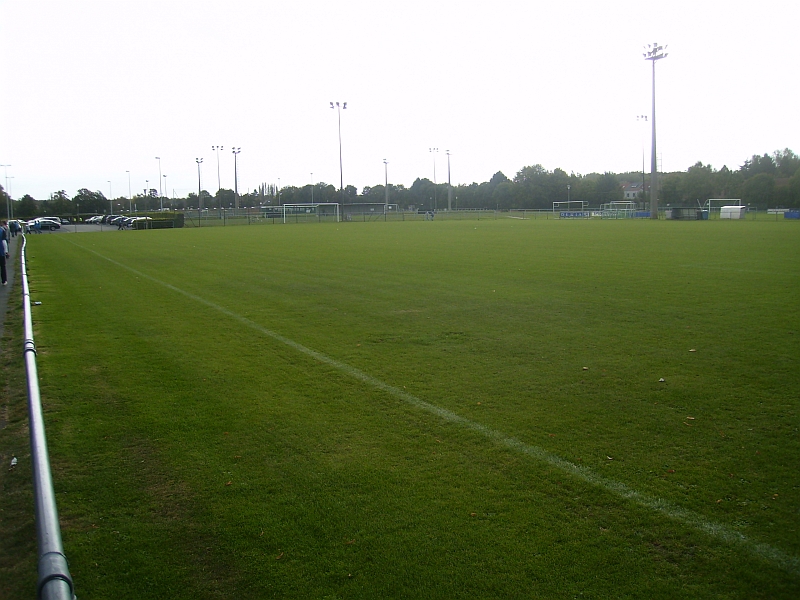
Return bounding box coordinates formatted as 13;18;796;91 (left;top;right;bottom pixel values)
66;240;799;576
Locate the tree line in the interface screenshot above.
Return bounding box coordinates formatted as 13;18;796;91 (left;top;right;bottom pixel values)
2;148;798;219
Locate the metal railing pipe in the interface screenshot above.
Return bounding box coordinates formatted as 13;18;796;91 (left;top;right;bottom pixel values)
20;235;75;600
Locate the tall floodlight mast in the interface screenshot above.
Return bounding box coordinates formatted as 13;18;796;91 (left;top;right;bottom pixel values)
446;150;453;211
330;101;347;203
195;158;204;211
383;159;389;211
643;43;668;219
429;148;438;210
155;157;163;211
232;148;241;209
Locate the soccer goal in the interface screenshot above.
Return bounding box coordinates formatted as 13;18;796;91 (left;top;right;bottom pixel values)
705;199;743;219
553;200;589;218
600;200;637;219
281;203;340;223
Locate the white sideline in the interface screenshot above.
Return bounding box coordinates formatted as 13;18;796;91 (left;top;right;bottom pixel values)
67;240;799;576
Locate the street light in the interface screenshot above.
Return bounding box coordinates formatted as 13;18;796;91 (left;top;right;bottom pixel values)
155;157;162;209
429;148;438;211
311;172;314;204
126;170;132;212
643;43;668;219
567;184;571;203
383;159;389;211
211;146;223;193
108;181;112;215
231;148;241;210
163;175;167;210
446;150;452;211
0;164;10;219
330;101;347;203
195;158;204;213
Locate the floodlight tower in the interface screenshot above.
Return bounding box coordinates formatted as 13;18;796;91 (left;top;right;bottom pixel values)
211;146;224;193
446;150;453;211
155;157;162;210
232;148;241;209
429;148;438;211
643;43;668;219
1;164;10;219
195;158;204;211
126;170;132;212
383;159;389;212
330;101;347;203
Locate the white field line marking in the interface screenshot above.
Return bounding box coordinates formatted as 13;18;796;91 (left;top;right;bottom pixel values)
65;240;799;576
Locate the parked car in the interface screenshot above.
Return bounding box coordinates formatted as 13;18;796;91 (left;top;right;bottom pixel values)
86;215;103;224
27;218;61;231
60;218;71;224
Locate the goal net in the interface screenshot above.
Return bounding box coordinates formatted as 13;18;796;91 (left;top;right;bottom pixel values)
600;200;637;219
553;200;589;218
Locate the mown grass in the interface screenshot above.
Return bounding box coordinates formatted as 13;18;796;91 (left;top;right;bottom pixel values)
1;218;799;598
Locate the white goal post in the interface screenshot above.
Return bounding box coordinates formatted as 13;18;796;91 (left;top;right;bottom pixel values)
281;203;340;223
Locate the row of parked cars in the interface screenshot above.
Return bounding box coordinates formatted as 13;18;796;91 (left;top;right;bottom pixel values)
86;214;153;227
24;217;67;230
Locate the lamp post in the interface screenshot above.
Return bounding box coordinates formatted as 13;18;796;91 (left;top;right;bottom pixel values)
163;175;167;210
211;146;223;193
155;157;162;210
643;43;668;219
429;148;438;211
195;158;204;213
330;101;347;203
567;184;571;203
446;150;452;211
126;170;132;212
311;173;314;204
232;147;241;210
108;181;112;215
383;159;389;212
1;164;10;219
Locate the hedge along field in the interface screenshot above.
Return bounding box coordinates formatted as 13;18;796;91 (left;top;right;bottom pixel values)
4;218;799;599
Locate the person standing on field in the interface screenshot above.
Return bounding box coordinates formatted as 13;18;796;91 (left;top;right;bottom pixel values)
0;220;8;285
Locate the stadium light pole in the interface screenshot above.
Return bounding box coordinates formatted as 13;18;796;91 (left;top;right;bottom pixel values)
644;43;668;219
311;172;314;204
1;164;10;220
383;159;389;212
195;158;204;213
330;101;347;203
126;170;132;212
429;148;438;211
163;175;167;209
211;146;223;193
155;157;162;210
232;147;241;210
446;150;452;211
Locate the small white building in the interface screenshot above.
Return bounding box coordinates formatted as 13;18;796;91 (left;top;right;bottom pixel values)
720;206;747;219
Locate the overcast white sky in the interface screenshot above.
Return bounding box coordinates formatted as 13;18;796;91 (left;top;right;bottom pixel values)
1;0;797;200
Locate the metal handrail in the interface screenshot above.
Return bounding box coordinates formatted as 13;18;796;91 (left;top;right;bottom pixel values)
20;235;75;600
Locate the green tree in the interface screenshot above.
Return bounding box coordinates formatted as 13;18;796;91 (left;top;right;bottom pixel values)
73;188;109;214
683;162;715;205
16;194;38;218
741;173;774;208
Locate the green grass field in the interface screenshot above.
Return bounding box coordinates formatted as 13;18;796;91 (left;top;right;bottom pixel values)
1;218;798;598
